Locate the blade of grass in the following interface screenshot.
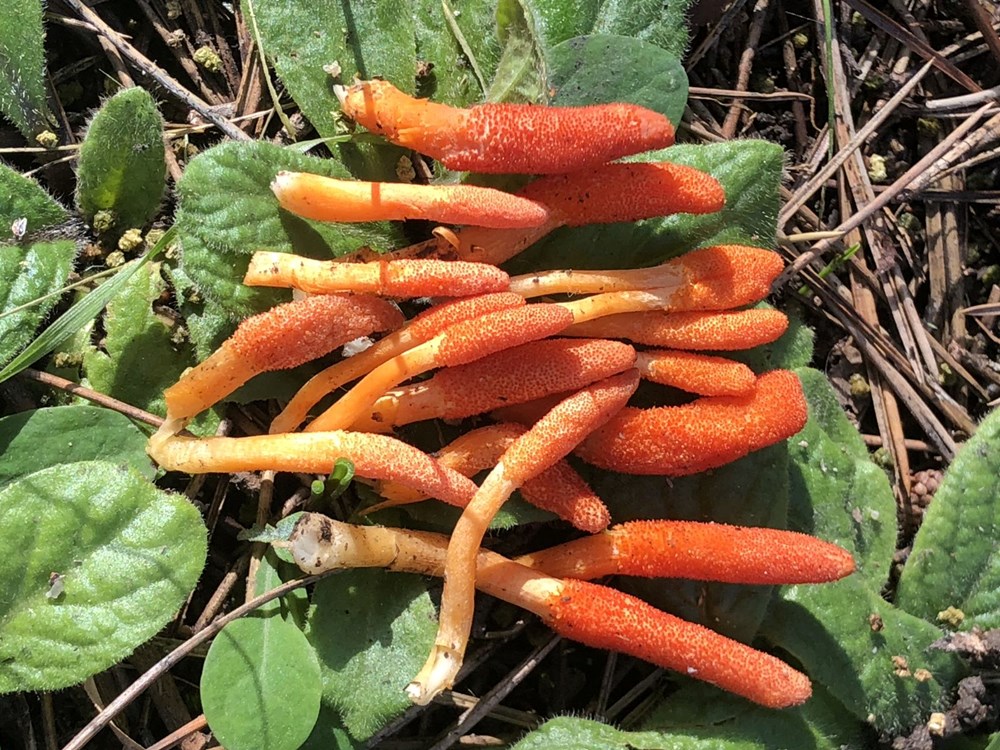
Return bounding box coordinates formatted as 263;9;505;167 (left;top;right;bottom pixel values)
0;226;175;385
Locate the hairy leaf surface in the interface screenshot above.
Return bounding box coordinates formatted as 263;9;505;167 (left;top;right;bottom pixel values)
897;406;1000;628
0;405;153;489
75;87;166;230
0;462;206;692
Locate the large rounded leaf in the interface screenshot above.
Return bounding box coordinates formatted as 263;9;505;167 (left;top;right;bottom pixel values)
0;461;206;692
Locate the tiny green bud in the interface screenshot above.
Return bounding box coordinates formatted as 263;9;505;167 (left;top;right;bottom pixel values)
871;447;894;470
867;154;887;182
117;228;143;252
52;351;83;369
938;362;956;387
193;46;223;73
936;606;965;629
92;210;116;234
849;373;871;397
917;118;940;137
145;228;167;250
35;130;58;148
896;212;919;233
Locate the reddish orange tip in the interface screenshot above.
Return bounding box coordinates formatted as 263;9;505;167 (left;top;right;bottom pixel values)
339;79;675;174
576;370;808;475
545;579;813;708
519;162;725;226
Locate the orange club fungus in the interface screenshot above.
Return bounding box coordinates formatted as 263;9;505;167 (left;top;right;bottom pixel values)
145;82;851;716
335;79;676;174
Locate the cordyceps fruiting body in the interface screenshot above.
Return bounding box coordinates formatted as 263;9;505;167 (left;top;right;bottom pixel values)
147;80;853;720
335;79;675;174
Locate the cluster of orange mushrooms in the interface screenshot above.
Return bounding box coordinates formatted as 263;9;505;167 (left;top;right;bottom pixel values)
149;80;855;709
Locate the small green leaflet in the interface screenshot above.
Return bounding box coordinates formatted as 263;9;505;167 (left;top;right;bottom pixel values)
75;87;166;231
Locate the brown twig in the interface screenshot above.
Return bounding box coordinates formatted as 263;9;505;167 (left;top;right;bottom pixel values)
59;0;248;142
19;368;164;428
721;0;770;138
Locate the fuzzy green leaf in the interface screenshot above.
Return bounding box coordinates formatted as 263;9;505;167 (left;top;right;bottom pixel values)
786;369;895;582
637;683;869;749
175;140;407;319
511;684;866;750
486;0;548;104
548;34;688;127
766;582;962;733
412;0;501;105
201;616;322;750
248;0;414;178
0;461;206;692
0;239;76;368
759;369;963;733
0;405;154;489
0;163;79;371
0;159;68;233
75;87;166;230
897;406;1000;628
0;0;53;138
307;569;436;740
526;0;694;58
82;262;216;434
507;140;784;274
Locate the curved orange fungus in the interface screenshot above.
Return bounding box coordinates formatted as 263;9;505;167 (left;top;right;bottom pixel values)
149;82;852;716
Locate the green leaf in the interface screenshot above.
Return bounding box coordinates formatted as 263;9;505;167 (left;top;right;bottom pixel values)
249;0;415;178
0;159;68;232
507;140;784;274
306;569;436;740
897;406;1000;628
588;441;790;643
526;0;694;59
253;548;310;627
201;616;322;750
176;140;407;319
82;262;217;434
0;227;172;386
510;684;866;750
486;0;548;104
300;704;359;750
547;34;688;128
637;682;870;749
0;461;206;692
509;716;670;750
0;239;76;368
764;583;962;733
758;369;963;732
787;369;895;581
75;87;166;230
0;405;154;489
0;0;53;138
413;0;501;105
0;164;76;368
